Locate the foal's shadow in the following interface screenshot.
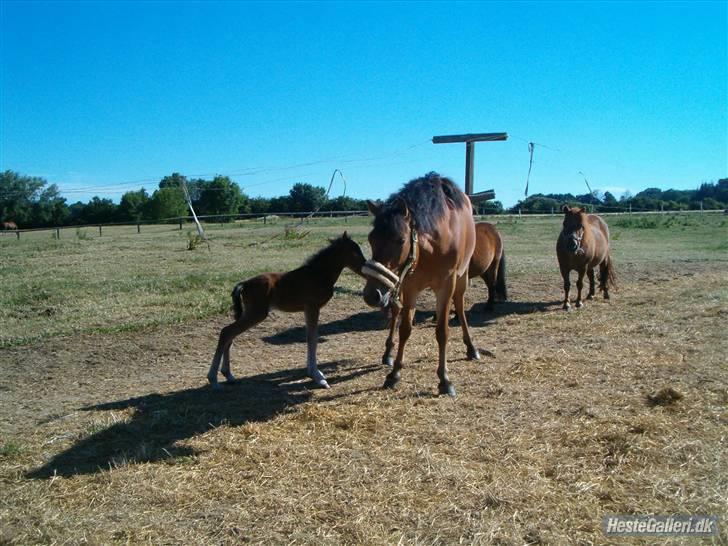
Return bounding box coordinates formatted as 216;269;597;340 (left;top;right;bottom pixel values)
26;361;378;479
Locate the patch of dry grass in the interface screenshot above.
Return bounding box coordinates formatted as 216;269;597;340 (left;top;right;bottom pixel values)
0;214;726;544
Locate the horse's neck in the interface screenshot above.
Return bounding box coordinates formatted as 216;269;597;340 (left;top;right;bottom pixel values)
306;251;345;286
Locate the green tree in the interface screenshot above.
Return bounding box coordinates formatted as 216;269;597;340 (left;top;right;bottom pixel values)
0;170;50;226
146;187;187;221
117;189;150;222
80;197;118;224
288;183;326;212
195;176;243;218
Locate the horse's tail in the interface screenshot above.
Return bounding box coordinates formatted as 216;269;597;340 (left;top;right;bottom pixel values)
495;251;508;301
603;254;617;291
231;281;246;320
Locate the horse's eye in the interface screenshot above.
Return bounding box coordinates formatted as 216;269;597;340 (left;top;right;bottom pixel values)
397;238;405;245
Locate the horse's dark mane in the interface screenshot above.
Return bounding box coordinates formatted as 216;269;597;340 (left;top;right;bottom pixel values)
377;172;467;234
304;234;350;269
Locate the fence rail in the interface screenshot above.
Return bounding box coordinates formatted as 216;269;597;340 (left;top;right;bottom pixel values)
0;208;724;240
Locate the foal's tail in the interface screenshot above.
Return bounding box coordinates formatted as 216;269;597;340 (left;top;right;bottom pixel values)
231;281;246;320
495;251;508;301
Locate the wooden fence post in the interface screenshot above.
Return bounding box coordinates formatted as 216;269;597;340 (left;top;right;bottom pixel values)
16;231;20;240
56;228;60;239
98;225;102;237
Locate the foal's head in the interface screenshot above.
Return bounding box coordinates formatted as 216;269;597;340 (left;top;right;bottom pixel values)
362;198;414;308
560;205;589;255
330;231;367;273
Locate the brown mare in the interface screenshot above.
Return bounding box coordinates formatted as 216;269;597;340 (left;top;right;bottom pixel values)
468;222;507;308
1;221;18;230
380;221;507;366
362;173;479;397
208;232;366;390
556;205;616;310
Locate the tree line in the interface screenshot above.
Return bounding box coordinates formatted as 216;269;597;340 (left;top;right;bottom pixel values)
509;180;728;214
0;171;370;229
0;169;725;229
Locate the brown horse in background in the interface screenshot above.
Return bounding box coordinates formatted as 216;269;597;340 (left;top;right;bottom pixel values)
469;221;507;308
380;220;507;366
362;172;478;397
208;232;366;390
557;205;616;310
1;221;18;230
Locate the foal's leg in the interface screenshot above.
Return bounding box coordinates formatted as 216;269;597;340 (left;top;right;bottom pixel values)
586;267;596;300
435;275;458;397
453;273;479;360
383;294;416;390
382;304;400;367
575;267;586;308
305;305;329;388
208;312;267;390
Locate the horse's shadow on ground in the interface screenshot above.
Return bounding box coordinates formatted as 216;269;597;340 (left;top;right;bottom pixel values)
410;300;559;329
26;360;379;480
262;310;388;345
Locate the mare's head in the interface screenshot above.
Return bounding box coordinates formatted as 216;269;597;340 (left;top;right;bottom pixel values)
560;205;588;255
330;231;367;273
362;198;414;308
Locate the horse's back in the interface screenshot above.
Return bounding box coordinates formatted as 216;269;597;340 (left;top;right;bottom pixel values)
587;214;610;262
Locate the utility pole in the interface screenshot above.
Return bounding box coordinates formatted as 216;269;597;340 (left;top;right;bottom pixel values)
432;132;507;202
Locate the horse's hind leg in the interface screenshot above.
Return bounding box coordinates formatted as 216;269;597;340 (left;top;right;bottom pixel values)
482;270;496;310
586;267;596;300
305;305;330;388
454;273;479;360
382;305;400;367
208;310;267;390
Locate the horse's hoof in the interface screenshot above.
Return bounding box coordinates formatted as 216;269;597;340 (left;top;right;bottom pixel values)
223;373;238;384
383;372;399;389
575;301;583;308
586;294;594;301
209;381;223;391
467;346;481;361
438;382;456;398
563;303;571;311
317;380;331;389
381;354;394;367
604;293;610;300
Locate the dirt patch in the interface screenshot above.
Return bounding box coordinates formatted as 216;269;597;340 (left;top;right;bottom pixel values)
1;236;726;544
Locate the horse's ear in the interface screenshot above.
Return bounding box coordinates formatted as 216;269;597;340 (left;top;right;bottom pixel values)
367;200;381;216
394;197;409;219
576;207;586;214
561;204;570;214
342;230;349;239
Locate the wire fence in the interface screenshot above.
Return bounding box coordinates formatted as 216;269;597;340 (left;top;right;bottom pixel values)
1;206;724;241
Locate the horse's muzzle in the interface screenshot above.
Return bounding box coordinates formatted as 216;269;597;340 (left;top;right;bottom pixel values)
363;284;390;308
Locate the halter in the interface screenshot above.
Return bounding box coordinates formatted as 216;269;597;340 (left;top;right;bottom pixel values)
361;219;419;309
571;229;585;256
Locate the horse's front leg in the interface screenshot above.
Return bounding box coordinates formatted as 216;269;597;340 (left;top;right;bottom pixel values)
453;273;479;360
305;305;329;388
575;267;586;308
560;266;571;311
383;292;416;390
382;304;400;367
435;276;458;397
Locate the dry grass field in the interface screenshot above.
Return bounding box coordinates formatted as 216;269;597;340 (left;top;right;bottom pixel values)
1;213;726;545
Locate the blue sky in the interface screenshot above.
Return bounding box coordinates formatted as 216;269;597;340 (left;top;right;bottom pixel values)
1;1;726;207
